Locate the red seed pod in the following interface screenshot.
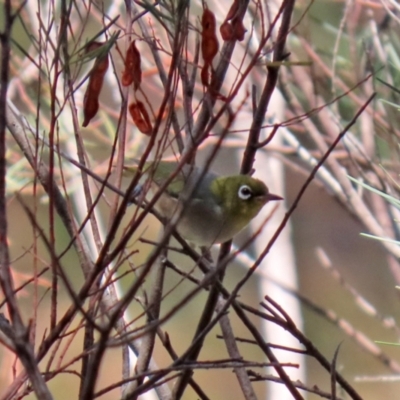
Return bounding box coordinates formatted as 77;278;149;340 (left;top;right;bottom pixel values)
82;95;99;127
201;8;219;63
220;0;246;42
121;40;142;90
201;63;210;87
129;101;152;135
82;42;109;127
225;0;240;21
202;7;217;33
233;18;246;41
220;21;234;41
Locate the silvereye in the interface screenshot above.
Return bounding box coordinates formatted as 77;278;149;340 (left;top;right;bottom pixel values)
126;161;282;246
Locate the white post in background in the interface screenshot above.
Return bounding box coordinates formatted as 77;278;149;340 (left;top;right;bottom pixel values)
254;93;303;399
234;89;304;399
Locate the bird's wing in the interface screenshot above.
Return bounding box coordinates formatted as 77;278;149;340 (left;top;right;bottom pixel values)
148;161;191;199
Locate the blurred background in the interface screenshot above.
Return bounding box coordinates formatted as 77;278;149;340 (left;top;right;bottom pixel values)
3;0;400;399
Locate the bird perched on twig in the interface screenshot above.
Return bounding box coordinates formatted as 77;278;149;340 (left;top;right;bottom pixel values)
124;160;282;246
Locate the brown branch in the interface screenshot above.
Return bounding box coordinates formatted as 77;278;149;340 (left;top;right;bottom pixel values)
241;0;295;174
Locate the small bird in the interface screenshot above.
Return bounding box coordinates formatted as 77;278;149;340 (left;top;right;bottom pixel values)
125;161;282;246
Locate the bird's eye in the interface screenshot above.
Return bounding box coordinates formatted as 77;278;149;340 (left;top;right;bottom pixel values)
238;185;253;200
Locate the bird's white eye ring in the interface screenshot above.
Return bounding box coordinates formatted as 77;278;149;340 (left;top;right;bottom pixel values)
238;185;253;200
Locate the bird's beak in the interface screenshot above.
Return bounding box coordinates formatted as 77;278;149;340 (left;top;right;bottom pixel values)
266;193;283;202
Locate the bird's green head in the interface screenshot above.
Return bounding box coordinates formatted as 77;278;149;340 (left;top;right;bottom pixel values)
210;175;282;225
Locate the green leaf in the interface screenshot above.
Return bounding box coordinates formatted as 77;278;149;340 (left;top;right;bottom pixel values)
348;176;400;209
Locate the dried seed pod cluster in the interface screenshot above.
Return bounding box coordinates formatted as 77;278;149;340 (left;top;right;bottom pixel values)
200;2;247;87
220;0;246;42
122;41;153;135
82;3;247;128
